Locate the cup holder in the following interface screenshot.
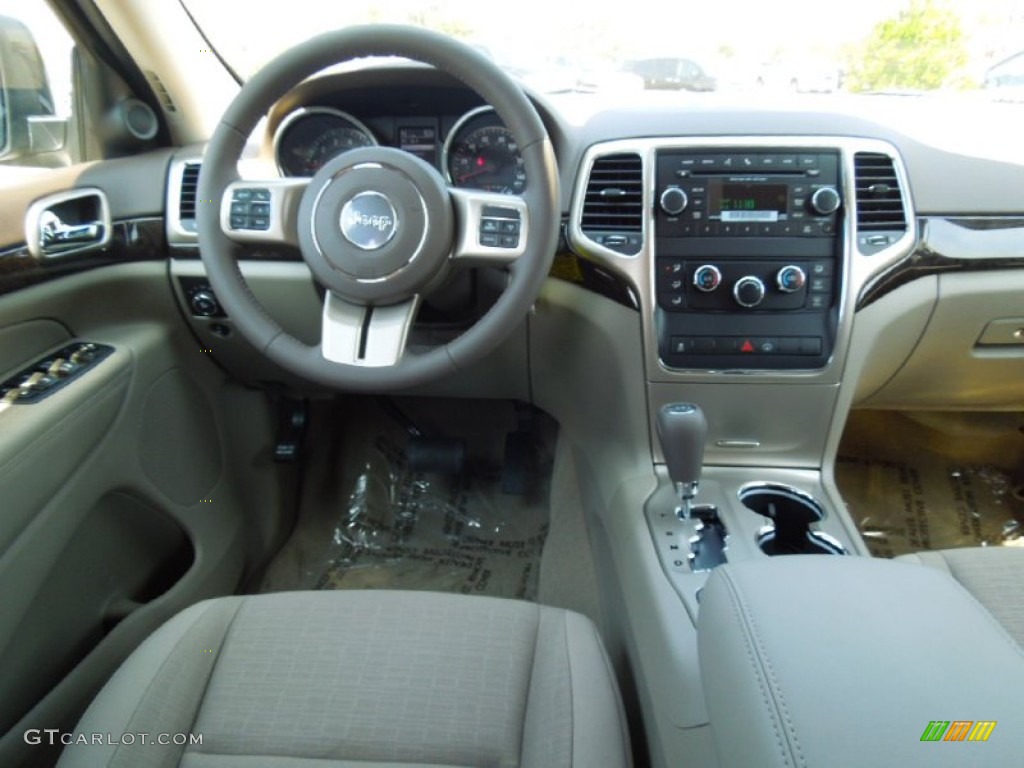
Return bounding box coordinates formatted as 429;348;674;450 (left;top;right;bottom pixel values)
739;483;846;556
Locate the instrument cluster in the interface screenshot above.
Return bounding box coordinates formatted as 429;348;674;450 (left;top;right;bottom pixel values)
273;104;526;194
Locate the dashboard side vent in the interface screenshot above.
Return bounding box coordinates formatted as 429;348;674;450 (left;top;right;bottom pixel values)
853;152;906;232
581;153;643;255
178;163;200;229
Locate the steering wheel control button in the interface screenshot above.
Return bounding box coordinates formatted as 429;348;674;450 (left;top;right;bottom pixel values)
340;192;399;251
733;276;766;308
776;265;807;293
693;265;722;293
479;206;521;249
230;188;272;230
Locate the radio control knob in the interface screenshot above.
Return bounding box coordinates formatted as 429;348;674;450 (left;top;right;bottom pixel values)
776;265;807;293
810;186;841;215
733;276;766;308
659;187;689;216
693;264;722;293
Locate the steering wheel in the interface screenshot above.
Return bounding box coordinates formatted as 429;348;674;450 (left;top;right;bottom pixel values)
196;25;559;391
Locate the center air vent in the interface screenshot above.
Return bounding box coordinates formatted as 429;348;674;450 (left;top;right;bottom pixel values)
178;163;200;231
853;152;906;234
581;153;643;255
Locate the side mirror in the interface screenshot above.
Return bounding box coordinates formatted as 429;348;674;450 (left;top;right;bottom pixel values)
0;13;69;163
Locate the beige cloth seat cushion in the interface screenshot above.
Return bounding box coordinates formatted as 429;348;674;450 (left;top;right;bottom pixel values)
57;590;631;768
897;546;1024;647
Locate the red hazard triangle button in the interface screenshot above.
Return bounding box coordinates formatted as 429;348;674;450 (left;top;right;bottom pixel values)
740;339;755;353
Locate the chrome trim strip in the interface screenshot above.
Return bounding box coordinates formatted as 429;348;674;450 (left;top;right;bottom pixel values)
167;156;202;247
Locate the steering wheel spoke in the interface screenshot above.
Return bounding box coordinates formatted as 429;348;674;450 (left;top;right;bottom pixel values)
220;178;308;246
449;188;529;265
321;292;421;367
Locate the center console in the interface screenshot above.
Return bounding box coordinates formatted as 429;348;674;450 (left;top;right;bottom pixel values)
698;556;1024;767
654;148;841;370
562;134;922;768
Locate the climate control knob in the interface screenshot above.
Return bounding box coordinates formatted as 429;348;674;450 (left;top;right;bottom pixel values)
693;264;722;293
659;187;689;216
733;276;766;308
809;186;841;215
776;265;807;293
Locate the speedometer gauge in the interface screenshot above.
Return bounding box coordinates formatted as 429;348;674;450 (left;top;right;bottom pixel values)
274;107;376;177
443;107;526;194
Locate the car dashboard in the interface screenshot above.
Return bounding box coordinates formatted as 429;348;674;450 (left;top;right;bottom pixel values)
165;65;1024;424
4;46;1024;768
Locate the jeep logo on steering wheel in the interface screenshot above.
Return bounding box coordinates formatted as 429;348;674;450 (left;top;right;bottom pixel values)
339;192;398;250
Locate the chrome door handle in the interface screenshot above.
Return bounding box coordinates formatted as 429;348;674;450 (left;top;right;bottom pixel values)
40;213;102;248
26;188;112;261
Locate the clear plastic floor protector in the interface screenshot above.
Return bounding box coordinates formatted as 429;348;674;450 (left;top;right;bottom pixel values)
836;411;1024;558
314;434;550;599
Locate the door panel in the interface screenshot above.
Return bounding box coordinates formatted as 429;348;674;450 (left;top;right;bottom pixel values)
0;154;285;767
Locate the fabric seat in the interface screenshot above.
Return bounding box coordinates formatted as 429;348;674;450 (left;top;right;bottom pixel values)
896;545;1024;647
57;590;632;768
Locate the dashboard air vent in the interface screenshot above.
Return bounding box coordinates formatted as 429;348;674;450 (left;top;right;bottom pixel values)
178;163;200;228
581;153;643;255
853;152;906;232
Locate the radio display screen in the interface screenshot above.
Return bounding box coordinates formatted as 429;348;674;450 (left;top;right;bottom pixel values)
711;182;788;222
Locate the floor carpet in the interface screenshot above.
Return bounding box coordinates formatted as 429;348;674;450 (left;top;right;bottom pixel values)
836;410;1024;558
259;397;554;600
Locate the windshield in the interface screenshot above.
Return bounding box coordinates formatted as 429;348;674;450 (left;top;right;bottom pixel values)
184;0;1024;100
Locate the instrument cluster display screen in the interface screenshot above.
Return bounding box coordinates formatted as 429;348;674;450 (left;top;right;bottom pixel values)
399;126;437;165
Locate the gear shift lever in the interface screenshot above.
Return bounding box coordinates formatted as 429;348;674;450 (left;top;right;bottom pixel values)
656;403;707;519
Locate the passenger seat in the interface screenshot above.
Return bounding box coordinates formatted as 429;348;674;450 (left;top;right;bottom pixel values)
896;546;1024;646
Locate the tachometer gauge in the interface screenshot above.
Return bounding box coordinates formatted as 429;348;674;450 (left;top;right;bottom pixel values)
443;107;526;194
274;107;376;177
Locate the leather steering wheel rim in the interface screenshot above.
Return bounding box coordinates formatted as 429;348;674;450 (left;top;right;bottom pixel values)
196;24;560;391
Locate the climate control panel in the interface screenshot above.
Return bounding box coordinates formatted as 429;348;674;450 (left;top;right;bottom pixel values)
657;259;832;313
